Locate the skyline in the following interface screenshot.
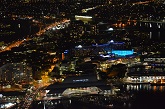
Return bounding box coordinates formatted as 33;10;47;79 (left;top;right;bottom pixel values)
1;0;165;109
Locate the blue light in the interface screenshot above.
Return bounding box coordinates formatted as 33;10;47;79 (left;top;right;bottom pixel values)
64;50;69;54
112;49;134;56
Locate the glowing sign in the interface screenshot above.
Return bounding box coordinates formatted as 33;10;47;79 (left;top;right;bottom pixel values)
73;79;89;83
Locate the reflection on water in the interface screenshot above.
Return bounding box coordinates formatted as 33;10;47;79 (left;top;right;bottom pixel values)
124;84;165;109
31;84;165;109
125;84;165;92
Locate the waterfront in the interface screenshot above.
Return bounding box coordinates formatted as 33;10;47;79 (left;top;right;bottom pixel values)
29;84;165;109
125;84;165;109
1;1;165;109
1;19;165;109
1;18;165;109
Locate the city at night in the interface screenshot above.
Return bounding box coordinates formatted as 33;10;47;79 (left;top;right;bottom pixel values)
0;0;165;109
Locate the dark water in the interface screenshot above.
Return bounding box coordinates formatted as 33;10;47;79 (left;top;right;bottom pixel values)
122;84;165;109
132;91;165;109
30;84;165;109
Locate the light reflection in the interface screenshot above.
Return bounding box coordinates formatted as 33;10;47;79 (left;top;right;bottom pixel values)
139;22;141;27
126;84;165;92
160;86;163;92
158;31;160;38
149;32;152;39
149;23;152;28
157;23;161;28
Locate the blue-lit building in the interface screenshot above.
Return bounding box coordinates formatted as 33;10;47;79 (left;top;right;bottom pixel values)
69;40;134;57
112;49;134;56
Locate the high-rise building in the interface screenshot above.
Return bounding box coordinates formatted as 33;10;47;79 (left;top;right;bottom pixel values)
0;63;32;85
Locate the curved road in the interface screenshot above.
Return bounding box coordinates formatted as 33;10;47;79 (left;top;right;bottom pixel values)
0;19;70;53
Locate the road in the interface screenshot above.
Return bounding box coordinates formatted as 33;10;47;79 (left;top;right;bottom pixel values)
18;86;47;109
0;38;30;53
14;18;69;109
0;18;70;53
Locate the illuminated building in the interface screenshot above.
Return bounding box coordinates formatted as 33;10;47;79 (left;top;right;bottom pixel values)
74;15;98;35
62;53;65;60
112;49;134;56
70;40;133;57
70;45;105;57
0;63;32;85
46;73;112;96
143;57;165;74
69;20;84;39
127;56;165;77
75;15;93;24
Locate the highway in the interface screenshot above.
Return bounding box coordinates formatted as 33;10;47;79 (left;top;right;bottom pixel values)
0;38;30;53
0;18;70;53
0;0;154;54
0;18;69;108
18;86;46;109
13;18;69;109
18;67;56;109
36;19;70;36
